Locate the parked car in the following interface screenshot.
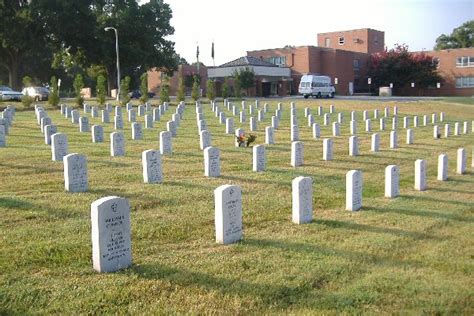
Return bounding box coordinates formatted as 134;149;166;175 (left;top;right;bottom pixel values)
128;89;156;99
298;74;335;98
0;86;23;101
22;86;50;101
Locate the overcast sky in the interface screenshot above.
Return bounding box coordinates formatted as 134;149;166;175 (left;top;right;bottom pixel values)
159;0;473;66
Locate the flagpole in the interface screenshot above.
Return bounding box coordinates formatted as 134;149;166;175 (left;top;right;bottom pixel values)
196;42;200;73
212;40;215;67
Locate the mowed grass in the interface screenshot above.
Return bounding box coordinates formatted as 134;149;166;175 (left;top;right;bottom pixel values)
0;98;473;314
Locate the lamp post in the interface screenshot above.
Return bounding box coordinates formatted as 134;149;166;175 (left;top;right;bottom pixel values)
105;27;120;102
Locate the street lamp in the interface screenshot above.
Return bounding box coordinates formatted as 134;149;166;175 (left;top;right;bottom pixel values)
105;27;120;102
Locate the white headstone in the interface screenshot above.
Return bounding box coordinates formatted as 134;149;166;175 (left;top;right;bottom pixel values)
463;121;469;134
63;153;88;192
323;113;330;126
423;115;428;126
444;124;450;138
200;130;211;150
265;126;274;145
91;196;132;273
385;165;399;198
84;103;91;113
350;120;357;135
414;159;426;191
258;110;264;122
128;109;136;122
115;106;122;117
363;110;368;121
40;117;52;133
71;110;79;124
138;105;145;116
172;113;180;127
271;116;279;129
349;136;359;156
312;123;320;139
346;170;362;211
393;106;398;115
291;141;303;167
373;109;379;119
240;111;246;123
51;133;68;161
102;110;110;123
390;131;398;149
253;145;266;172
337;112;343;124
235;128;245;147
79;117;89;132
332;122;340;136
454;122;460;136
214;185;242;244
131;122;143;140
437;154;448;181
110;132;125;157
142;149;162;183
291;114;298;126
308;114;314;127
379;118;385;131
365;119;372;132
145;114;153;129
351;111;356;121
439;112;445;122
250;117;257;131
457;148;466;174
384;107;389;117
371;133;380;152
403;116;409;129
114;115;123;130
167;121;177;137
91;106;99;118
329;104;335;113
406;129;414;144
226;118;234;134
204;147;220;177
0;125;5;147
413;116;419;127
92;125;104;143
292;176;313;224
160;131;172;155
44;124;57;145
432;113;437;124
323;138;333;160
153;108;161;121
392;117;398;130
291;124;299;141
304;107;310;117
318;106;323;116
433;125;440;139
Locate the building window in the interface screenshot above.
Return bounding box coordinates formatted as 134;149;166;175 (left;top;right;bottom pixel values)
338;36;344;45
353;59;360;71
268;56;286;66
325;38;330;47
455;76;474;88
456;56;474;67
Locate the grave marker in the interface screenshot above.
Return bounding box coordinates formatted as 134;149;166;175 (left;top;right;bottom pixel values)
131;122;143;140
92;125;104;143
292;176;313;224
265;126;274;145
457;148;466;174
437;154;448;181
142;149;163;183
63;153;88;192
414;159;426;191
385;165;399;198
79;117;89;132
200;130;211;150
110;132;125;156
291;141;303;167
346;170;362;211
204;147;220;177
51;133;68;161
371;133;380;152
44;124;57;145
312;123;320;139
214;185;242;244
349;136;359;156
160;131;172;155
253;145;266;172
323;138;333;160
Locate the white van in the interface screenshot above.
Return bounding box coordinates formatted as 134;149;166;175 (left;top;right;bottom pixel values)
298;75;335;98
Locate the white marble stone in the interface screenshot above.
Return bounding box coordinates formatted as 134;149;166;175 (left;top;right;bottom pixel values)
114;115;123;130
253;145;266;172
413;116;419;127
265;126;274;144
240;111;246;123
250;117;257;131
351;111;356;121
160;131;172;155
371;133;380;152
126;103;132;111
444;124;450;138
144;114;153;129
384;107;389;117
457;148;466;174
271;116;279;129
63;153;88;192
263;103;269;113
312;123;320;139
138;105;145;116
392;117;398;130
332;122;340;136
291;141;303;167
225;118;234;134
432;113;437;124
439;112;445;122
276;109;282;119
350;120;357;135
363;110;368;121
44;124;57;145
51;133;68;161
79;117;89;132
167;121;177;137
110;132;125;157
406;129;414;144
91;106;99;118
131;122;143;140
403;116;409;128
204;147;220;177
308;114;314;127
385;165;399;198
71;110;79;124
219;112;226;124
423;115;428;126
437;154;448;181
200;130;211;150
84;104;91;113
414;159;427;191
304;107;310;117
128;109;136;122
172;113;180;127
346;170;362;211
337;112;343;124
291;114;298;126
292;176;313;224
317;106;323;116
349;136;359;156
291;124;299;141
323;113;330;126
0;125;5;147
323;138;333;161
235;128;245;147
92;125;104;143
258;110;264;122
373;109;379;119
142;149;163;183
329;105;335;113
102;110;110;123
393;106;398;115
454;122;460;136
433;125;440;139
365;119;371;132
115;106;122;117
463;121;469;134
379;118;385;131
91;196;132;273
214;184;242;244
390;131;398;149
40;117;52;133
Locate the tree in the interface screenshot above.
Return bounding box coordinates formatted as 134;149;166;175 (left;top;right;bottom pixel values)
22;76;33;87
139;72;149;104
177;76;185;102
434;20;474;50
160;76;170;103
369;44;443;95
206;79;215;101
48;76;60;107
233;67;255;96
120;76;131;105
234;76;242;99
96;75;107;105
191;76;200;101
221;77;230;99
73;74;84;106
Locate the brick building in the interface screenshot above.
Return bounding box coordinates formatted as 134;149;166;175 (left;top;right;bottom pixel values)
148;63;208;97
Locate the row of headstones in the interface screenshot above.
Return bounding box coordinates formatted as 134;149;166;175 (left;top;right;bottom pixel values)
90;148;470;272
0;105;15;147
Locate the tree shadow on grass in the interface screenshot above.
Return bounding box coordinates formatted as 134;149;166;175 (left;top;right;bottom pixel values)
398;194;473;207
363;205;472;223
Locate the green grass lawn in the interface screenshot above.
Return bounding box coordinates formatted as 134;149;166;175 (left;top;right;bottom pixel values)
0;98;473;314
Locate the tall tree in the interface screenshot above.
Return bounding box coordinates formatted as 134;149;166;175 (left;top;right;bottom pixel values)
369;44;442;94
177;76;185;102
96;75;107;105
206;79;215;101
434;20;474;50
191;76;200;101
139;72;149;104
233;67;255;96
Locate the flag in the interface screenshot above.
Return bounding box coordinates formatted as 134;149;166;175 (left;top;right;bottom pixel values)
211;42;214;59
196;44;200;60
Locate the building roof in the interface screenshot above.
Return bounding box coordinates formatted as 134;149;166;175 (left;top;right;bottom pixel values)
218;56;278;68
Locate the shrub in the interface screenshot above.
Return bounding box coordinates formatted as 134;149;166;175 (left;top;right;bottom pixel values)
160;76;170;103
96;75;107;105
221;77;229;99
139;72;149;104
21;95;34;108
120;76;131;106
206;79;215;101
48;76;60;107
73;74;85;107
191;76;200;101
177;76;185;102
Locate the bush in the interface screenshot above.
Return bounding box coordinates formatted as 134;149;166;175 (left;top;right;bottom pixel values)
73;74;85;107
191;76;200;101
96;75;107;105
120;76;131;106
206;79;215;101
139;72;149;104
21;95;34;108
177;76;185;102
48;76;60;107
222;77;229;99
160;76;170;103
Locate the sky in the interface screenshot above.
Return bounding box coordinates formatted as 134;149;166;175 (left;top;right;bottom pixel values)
158;0;473;66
